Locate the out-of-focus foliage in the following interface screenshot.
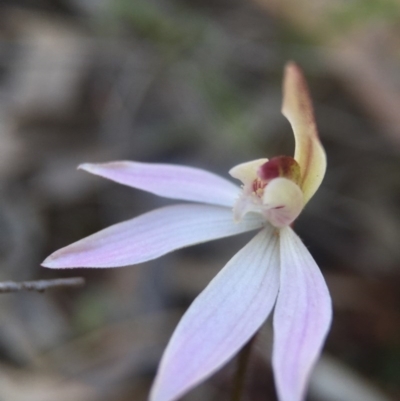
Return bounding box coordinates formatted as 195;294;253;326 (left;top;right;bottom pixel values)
329;0;400;30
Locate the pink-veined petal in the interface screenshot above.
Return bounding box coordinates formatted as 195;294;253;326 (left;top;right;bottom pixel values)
273;227;332;401
282;62;326;204
79;161;240;207
42;204;263;268
150;226;280;401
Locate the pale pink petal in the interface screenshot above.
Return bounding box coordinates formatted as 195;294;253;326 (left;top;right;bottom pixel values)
282;62;326;204
273;227;332;401
79;161;240;207
150;226;280;401
42;204;263;268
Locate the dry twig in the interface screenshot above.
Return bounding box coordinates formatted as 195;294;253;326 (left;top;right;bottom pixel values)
0;278;85;294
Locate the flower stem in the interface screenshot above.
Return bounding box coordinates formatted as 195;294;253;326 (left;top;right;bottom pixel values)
231;334;257;401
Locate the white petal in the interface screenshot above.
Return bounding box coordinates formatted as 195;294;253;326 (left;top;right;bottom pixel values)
42;204;263;268
150;226;280;401
232;191;262;222
273;227;332;401
79;161;240;207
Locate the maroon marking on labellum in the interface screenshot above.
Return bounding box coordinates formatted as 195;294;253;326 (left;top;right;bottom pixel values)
252;179;266;193
257;156;301;184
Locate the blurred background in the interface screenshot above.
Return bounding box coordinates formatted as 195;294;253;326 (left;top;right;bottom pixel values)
0;0;399;400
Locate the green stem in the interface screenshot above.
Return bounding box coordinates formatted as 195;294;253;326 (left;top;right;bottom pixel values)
231;334;257;401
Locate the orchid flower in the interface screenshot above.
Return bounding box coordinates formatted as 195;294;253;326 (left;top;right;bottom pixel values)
42;62;332;401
